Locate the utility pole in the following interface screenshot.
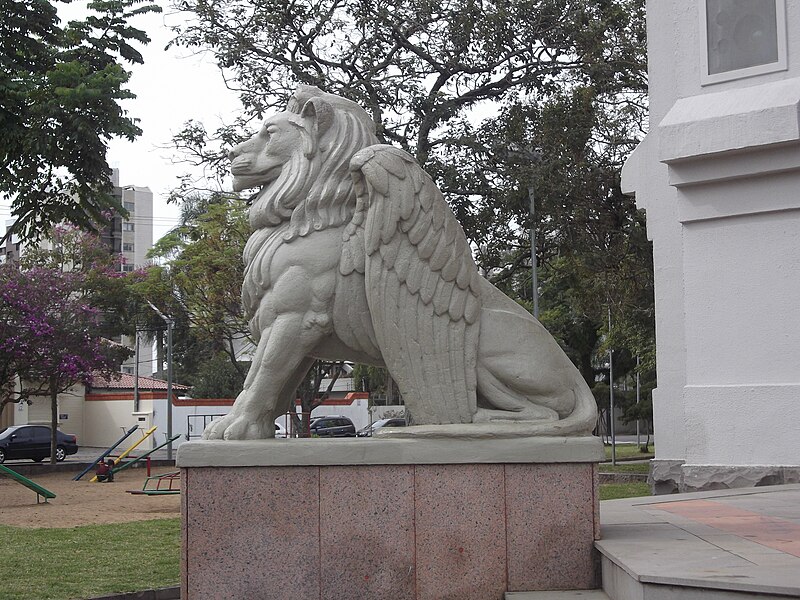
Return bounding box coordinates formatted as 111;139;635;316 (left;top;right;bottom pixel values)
636;355;641;449
133;329;140;413
528;184;539;319
608;305;616;466
148;302;174;461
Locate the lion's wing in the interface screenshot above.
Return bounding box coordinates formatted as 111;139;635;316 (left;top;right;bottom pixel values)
344;145;482;424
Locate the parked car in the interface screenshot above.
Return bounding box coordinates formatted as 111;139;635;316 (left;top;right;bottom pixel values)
274;422;289;439
357;418;407;437
309;416;356;437
0;425;79;463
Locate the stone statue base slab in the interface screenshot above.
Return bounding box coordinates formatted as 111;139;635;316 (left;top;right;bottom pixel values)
178;437;602;600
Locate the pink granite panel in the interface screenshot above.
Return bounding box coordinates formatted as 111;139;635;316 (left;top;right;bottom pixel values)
319;465;415;600
505;463;596;591
593;463;600;541
415;464;507;600
185;466;320;599
181;468;188;600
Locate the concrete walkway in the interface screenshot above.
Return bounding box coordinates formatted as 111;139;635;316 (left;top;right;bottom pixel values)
596;484;800;599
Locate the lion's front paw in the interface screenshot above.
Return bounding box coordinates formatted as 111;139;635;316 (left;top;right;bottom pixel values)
202;413;274;440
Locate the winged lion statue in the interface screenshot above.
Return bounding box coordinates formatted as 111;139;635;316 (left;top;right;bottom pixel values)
203;85;597;440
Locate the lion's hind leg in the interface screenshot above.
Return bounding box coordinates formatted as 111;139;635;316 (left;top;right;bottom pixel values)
474;363;560;423
476;301;586;421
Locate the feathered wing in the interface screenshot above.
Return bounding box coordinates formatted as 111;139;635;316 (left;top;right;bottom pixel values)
344;145;482;424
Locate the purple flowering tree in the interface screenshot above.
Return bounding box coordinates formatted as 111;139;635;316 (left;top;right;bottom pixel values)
0;262;129;463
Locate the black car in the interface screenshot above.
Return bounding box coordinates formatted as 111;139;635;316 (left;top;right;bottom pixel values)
0;425;79;463
309;416;356;437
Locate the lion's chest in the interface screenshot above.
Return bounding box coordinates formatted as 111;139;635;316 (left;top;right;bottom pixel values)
241;225;379;359
242;227;344;315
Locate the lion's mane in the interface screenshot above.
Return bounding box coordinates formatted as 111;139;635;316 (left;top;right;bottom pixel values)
248;88;380;240
242;87;380;326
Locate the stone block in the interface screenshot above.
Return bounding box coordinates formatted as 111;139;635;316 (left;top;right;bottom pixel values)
180;438;601;599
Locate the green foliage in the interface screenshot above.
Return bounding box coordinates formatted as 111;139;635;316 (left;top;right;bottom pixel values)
189;353;250;399
135;194;252;392
352;364;384;394
0;519;179;600
482;88;655;390
0;0;160;242
352;364;402;405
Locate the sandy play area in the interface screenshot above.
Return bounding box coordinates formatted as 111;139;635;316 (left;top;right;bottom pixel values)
0;468;181;528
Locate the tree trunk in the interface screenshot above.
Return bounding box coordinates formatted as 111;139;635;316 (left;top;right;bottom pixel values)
50;381;58;464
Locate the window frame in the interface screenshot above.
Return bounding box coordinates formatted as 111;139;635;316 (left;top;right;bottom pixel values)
700;0;788;86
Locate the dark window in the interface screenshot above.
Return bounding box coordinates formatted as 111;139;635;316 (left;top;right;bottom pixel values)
13;427;33;443
32;427;50;442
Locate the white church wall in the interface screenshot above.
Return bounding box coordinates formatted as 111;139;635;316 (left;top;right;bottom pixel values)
623;0;800;492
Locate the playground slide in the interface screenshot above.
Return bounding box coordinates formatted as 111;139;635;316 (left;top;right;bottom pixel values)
73;424;141;481
89;426;157;482
0;463;57;503
112;434;181;475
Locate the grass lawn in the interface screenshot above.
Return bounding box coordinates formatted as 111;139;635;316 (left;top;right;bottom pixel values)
0;518;180;600
599;462;650;474
600;482;651;501
604;444;654;461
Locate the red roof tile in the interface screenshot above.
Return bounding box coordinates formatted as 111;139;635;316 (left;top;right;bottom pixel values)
90;372;190;391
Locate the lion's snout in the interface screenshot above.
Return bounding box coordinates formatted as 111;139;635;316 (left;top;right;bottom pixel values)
230;156;252;175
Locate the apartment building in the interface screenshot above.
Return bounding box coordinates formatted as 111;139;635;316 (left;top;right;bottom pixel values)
103;168;154;273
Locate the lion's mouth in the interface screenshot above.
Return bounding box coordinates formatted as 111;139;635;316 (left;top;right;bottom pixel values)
230;157;253;176
232;170;282;193
230;157;284;192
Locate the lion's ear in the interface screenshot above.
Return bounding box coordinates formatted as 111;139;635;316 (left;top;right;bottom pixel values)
300;97;334;154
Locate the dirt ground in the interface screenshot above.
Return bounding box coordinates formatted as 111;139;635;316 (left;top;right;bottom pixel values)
0;469;181;528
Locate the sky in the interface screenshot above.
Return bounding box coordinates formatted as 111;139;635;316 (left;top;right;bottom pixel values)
0;2;243;242
106;6;243;241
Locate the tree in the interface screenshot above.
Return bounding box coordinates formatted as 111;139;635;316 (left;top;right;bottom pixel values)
0;262;129;462
463;86;654;403
138;193;252;396
0;0;160;242
291;361;345;436
168;0;652;405
19;223;140;340
168;0;646;182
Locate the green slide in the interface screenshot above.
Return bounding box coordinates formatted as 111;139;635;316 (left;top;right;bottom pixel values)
0;463;57;503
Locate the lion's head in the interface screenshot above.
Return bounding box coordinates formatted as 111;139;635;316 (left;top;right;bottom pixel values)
229;85;379;240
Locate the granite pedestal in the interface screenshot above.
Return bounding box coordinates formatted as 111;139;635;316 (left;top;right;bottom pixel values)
178;436;603;600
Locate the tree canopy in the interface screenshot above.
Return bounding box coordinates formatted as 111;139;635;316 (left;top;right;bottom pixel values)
0;0;160;242
137;193;252;397
0;260;130;461
168;0;653;402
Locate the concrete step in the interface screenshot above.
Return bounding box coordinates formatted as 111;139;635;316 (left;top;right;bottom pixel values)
597;487;800;600
505;591;610;600
600;552;795;600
